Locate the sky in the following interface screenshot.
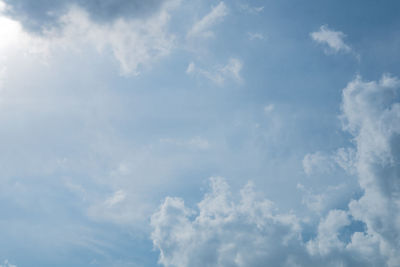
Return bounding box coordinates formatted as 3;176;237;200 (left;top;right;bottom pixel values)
0;0;400;266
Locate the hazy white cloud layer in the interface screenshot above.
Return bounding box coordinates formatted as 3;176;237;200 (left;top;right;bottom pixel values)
151;74;400;266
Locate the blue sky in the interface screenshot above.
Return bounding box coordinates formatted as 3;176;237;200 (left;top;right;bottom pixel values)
0;0;400;266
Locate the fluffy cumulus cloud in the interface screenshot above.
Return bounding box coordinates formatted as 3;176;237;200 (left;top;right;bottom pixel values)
342;74;400;266
151;74;400;266
310;25;351;54
151;177;310;267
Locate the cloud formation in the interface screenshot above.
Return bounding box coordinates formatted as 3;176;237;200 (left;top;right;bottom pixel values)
310;25;351;54
151;177;308;267
187;2;228;39
0;1;176;75
302;148;356;176
52;6;176;75
151;74;400;266
342;74;400;266
3;0;175;32
186;58;242;86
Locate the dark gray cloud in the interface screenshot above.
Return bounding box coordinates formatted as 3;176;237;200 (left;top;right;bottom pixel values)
4;0;166;32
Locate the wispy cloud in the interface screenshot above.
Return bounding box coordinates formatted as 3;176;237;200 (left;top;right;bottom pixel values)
247;32;265;40
310;25;351;54
239;4;264;14
187;2;228;39
186;58;242;85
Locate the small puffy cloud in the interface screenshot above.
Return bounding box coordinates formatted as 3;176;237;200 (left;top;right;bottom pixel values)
247;32;264;41
187;58;243;86
186;62;195;74
187;2;228;39
310;25;351;54
264;104;275;114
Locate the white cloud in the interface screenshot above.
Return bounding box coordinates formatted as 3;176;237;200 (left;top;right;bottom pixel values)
302;151;332;175
297;183;346;214
0;1;6;12
310;25;351;54
247;32;264;40
0;260;16;267
151;177;307;267
186;58;242;86
186;62;195;74
0;1;178;76
187;2;228;39
264;104;275;113
302;148;356;176
50;5;176;75
105;190;126;207
150;177;386;267
239;4;264;14
307;209;350;255
151;73;400;267
341;74;400;266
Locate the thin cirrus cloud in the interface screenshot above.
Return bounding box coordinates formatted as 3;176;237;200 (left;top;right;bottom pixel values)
187;2;228;39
